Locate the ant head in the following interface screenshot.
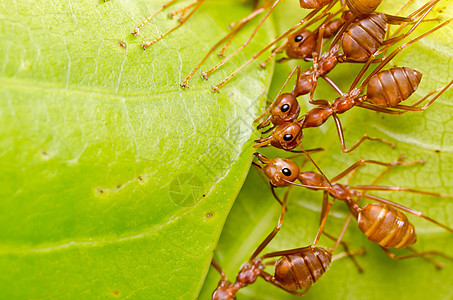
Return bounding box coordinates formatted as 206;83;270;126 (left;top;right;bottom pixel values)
261;157;300;187
269;93;300;125
286;28;317;59
270;122;303;151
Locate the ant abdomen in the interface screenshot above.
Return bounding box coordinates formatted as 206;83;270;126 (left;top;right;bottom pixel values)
274;247;332;291
358;203;417;249
346;0;383;17
299;0;332;9
366;67;423;107
342;14;387;61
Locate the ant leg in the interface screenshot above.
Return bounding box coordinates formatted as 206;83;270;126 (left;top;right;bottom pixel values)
168;1;197;20
320;191;329;224
207;0;338;82
332;213;353;251
211;259;227;279
253;135;273;148
394;0;416;16
380;246;450;270
249;187;292;261
264;259;278;266
259;123;275;133
252;160;290;205
259;271;308;296
211;4;335;91
356;103;417;114
381;0;439;47
332;114;396;153
356;82;452;114
360;193;453;233
297;141;332;187
218;33;237;57
132;0;179;36
383;0;439;24
330;158;423;183
255;66;301;124
394;80;453;112
309;20;329;103
359;18;452;90
287;147;325;156
219;3;273;57
332;248;367;264
323;229;365;273
377;0;437;59
313;194;334;246
351;185;453;199
142;0;205;49
202;0;284;79
261;246;313;259
351;6;444;91
260;41;287;68
181;5;267;87
309;99;331;106
271;186;285;206
322;75;344;95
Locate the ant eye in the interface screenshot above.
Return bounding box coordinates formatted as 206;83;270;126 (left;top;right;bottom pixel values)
282;168;292;176
281;104;290;112
295;35;303;42
283;134;293;141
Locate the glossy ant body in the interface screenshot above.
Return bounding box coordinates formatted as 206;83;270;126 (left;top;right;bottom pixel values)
254;18;453;153
254;153;453;268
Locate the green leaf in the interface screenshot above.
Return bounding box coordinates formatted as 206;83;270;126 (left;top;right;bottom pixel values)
200;1;453;299
0;0;275;298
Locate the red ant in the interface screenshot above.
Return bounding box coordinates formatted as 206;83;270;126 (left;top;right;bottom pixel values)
208;0;442;91
133;0;206;49
253;2;438;132
260;0;439;70
254;152;453;268
253;18;453;153
211;188;364;299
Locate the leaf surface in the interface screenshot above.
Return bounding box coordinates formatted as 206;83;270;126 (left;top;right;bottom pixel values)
0;0;275;299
